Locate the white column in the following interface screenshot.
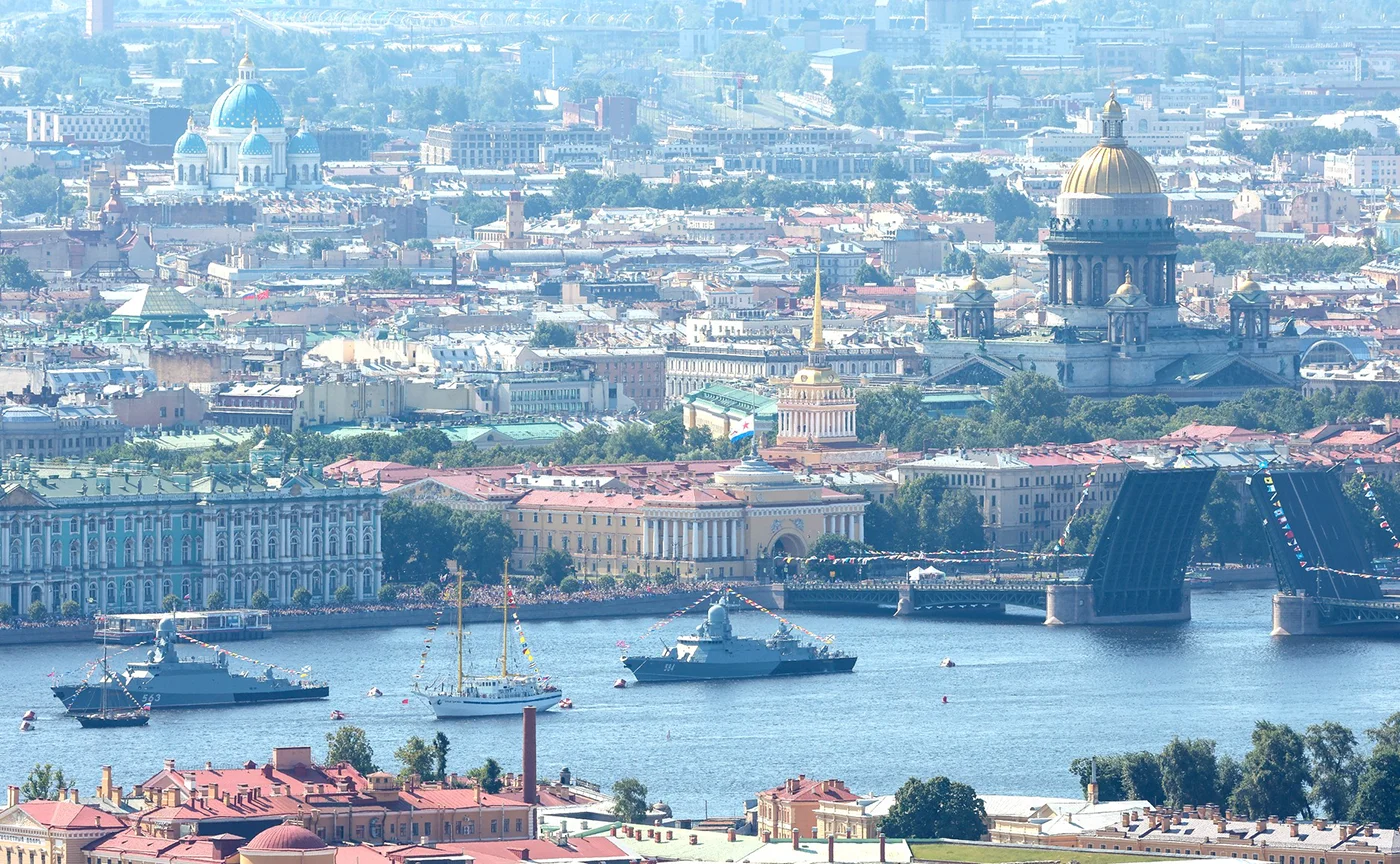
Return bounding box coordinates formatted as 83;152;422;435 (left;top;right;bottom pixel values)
856;513;864;543
690;520;700;560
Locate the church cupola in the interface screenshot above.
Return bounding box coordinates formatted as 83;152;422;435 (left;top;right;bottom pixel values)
951;267;996;339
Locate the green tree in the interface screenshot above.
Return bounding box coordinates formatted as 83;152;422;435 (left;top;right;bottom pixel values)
394;735;435;781
21;764;68;801
1350;752;1400;828
326;725;378;775
27;600;46;621
206;590;226;610
251;589;270;609
421;581;442;604
0;165;68;218
1120;752;1165;805
1216;754;1243;806
1159;738;1218;808
162;594;180;612
1231;721;1311;818
0;256;46;293
944;161;992;189
59;599;79;618
1307;721;1361;820
381;499;459;583
537;548;575;586
1366;712;1400;756
612;778;649;824
291;586;312;609
530;321;576;348
809;533;872;561
1070;756;1127;802
471;757;504;793
334;584;353;604
432;732;450;783
879;776;987;840
558;575;582;594
452;512;517;581
854;263;893;286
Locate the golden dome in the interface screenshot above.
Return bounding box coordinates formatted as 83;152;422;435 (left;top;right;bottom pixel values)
1060;86;1161;197
1379;189;1400;223
963;268;985;293
1115;270;1141;297
1061;144;1162;196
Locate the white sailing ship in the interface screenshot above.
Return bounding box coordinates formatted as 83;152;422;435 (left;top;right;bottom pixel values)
419;564;562;719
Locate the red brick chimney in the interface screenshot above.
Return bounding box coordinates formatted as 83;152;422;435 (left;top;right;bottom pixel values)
522;706;537;806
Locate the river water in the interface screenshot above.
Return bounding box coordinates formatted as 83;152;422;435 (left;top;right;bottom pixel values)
3;589;1398;817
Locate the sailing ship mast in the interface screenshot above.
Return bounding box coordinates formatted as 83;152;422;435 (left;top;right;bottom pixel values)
455;569;464;697
501;560;510;678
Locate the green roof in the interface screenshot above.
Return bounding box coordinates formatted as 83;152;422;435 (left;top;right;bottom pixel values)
442;422;573;446
683;383;777;420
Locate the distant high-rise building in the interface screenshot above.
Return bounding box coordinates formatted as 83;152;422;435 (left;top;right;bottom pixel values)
86;0;113;36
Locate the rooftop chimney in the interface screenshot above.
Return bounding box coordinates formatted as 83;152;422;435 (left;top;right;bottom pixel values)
523;706;537;807
100;766;113;799
7;786;19;808
1289;820;1299;838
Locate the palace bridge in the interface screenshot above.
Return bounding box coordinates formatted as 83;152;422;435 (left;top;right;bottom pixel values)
770;468;1217;626
1249;468;1400;635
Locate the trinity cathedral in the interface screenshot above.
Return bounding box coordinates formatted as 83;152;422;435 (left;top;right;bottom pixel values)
924;92;1301;401
172;51;322;193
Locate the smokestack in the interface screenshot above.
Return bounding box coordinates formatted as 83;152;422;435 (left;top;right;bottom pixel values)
522;706;537;806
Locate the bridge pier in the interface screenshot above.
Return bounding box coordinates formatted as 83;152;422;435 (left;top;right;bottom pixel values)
1045;582;1192;626
1044;583;1093;626
1272;592;1322;636
894;584;912;617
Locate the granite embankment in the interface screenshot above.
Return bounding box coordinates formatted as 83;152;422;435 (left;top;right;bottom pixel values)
0;587;783;646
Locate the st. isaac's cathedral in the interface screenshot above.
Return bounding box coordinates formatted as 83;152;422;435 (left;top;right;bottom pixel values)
924;92;1300;400
171;50;322;192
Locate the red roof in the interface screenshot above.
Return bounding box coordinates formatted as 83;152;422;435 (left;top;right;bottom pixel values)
759;776;859;804
246;824;328;851
14;801;125;830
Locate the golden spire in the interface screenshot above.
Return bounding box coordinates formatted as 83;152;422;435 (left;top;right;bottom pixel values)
810;246;825;353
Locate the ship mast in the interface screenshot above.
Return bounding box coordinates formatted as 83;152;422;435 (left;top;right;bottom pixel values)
501;559;510;678
455;569;464;697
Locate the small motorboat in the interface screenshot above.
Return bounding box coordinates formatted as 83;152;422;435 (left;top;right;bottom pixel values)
366;687;382;697
21;710;36;722
19;720;32;732
76;710;150;729
330;710;346;720
559;698;573;709
940;658;956;668
613;678;627;689
941;695;948;704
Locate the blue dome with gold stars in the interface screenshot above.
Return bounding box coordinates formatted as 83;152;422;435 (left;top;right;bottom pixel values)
287;129;320;156
239;129;272;157
174;128;206;156
211;80;285;130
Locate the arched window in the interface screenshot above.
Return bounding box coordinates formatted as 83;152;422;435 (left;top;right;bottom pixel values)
106;582;115;605
363;570;373;593
180;579;190;600
163;536;172;564
49;539;60;566
345;529;355;556
142;536;154;563
251;537;260;560
161;579;171;599
242;166;249;182
328;534;338;557
181;537;192;564
69;540;79;566
177;164;185;182
312;533;322;557
216;540;226;562
88;536;98;564
269;575;280;598
124;582;134;605
142;581;153;603
363;529;372;554
8;540;19;571
123;538;134;567
268;537;278;559
234;577;245;601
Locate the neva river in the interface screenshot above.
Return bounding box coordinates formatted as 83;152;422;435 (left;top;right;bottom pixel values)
4;589;1398;816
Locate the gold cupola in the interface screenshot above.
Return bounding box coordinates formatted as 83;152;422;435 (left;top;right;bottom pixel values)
1059;88;1162;197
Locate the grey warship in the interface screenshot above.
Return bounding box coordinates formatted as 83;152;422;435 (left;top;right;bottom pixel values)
53;615;329;712
622;597;855;682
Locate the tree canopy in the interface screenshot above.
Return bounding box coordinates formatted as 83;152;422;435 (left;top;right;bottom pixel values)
326;725;378;775
880;776;986;840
